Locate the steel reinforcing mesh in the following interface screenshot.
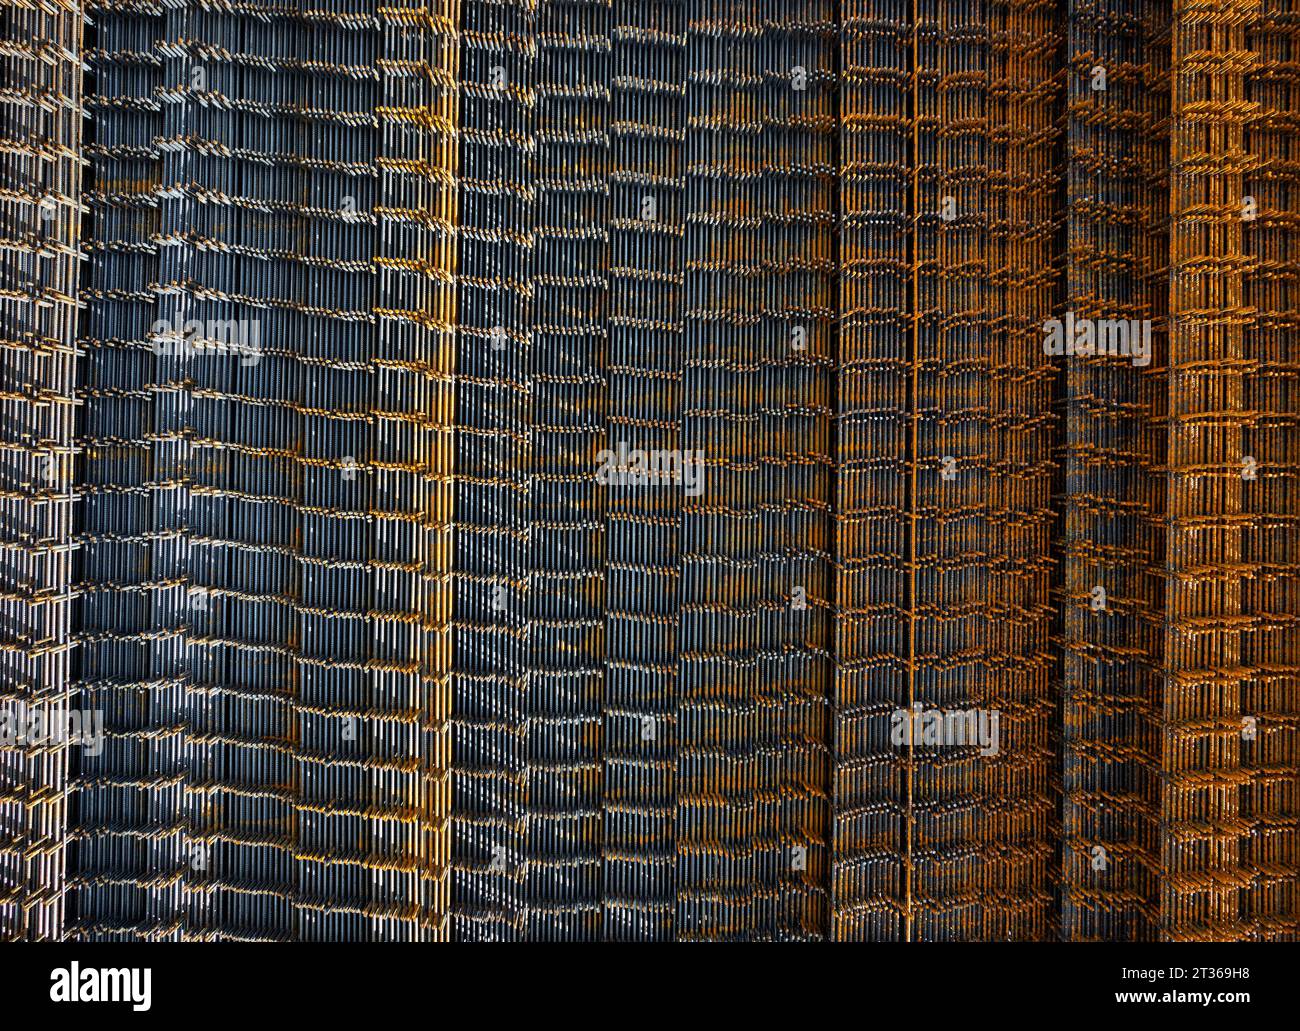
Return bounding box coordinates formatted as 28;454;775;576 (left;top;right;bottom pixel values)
0;0;1296;942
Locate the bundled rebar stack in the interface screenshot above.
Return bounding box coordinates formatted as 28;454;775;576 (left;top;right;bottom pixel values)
0;0;84;943
2;0;1297;944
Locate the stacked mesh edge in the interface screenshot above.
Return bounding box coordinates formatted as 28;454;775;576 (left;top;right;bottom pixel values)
1062;0;1300;942
69;0;455;940
834;0;1059;942
0;0;83;943
0;0;1296;942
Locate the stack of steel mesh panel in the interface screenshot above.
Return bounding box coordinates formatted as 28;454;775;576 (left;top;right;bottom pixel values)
979;0;1059;942
600;0;685;941
832;0;912;942
1164;0;1262;943
0;0;84;943
72;0;176;940
369;0;459;941
450;0;536;941
680;0;752;943
524;0;609;941
908;0;994;942
680;0;779;941
1061;0;1300;943
676;0;836;942
1;0;1296;944
72;0;458;942
834;0;1060;942
1061;0;1170;942
764;0;837;940
1240;0;1300;943
908;0;991;942
901;0;1058;943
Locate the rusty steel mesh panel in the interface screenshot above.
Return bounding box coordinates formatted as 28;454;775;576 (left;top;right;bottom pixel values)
1163;0;1284;943
833;0;1060;944
1164;0;1256;942
768;0;838;940
0;0;1295;943
832;0;911;942
675;0;836;942
68;0;457;942
1061;0;1171;943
